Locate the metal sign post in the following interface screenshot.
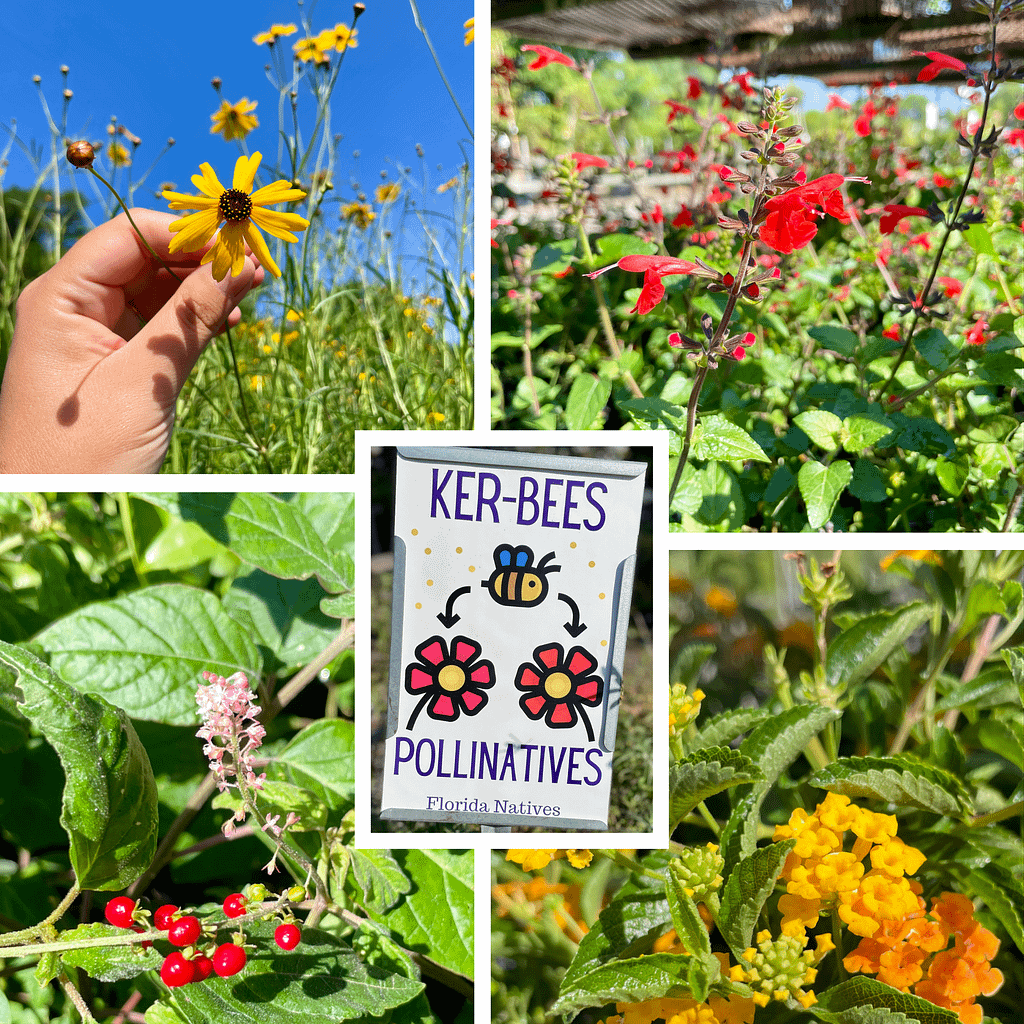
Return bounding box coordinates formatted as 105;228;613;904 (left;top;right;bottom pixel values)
379;447;648;830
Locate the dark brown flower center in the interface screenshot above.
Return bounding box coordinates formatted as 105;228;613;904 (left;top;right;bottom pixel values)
219;189;253;222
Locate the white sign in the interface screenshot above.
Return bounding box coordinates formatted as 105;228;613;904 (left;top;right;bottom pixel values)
380;446;647;829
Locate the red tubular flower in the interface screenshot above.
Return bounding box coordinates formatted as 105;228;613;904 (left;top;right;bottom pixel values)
826;94;851;112
759;174;849;254
965;319;989;346
570;152;608;171
521;44;576;70
913;51;967;82
880;204;928;234
687;76;703;99
664;99;693;124
937;276;963;299
855;114;872;137
672;205;693;228
586;254;701;314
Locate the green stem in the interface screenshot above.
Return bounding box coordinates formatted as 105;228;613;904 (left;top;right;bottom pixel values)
0;883;81;947
596;849;666;882
0;929;161;958
696;800;721;838
408;1;472;139
221;324;271;472
831;908;846;982
969;800;1023;828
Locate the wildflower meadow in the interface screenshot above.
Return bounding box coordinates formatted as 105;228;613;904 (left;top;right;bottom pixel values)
491;1;1023;532
493;549;1023;1024
1;2;474;473
0;491;472;1022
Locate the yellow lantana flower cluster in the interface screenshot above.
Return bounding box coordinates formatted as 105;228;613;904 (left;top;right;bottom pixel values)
669;683;704;734
773;792;925;939
729;930;834;1008
505;849;592;871
492;874;588;937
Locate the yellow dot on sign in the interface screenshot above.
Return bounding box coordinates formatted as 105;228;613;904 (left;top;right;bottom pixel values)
425;547;431;554
570;542;577;549
438;664;466;692
411;529;418;535
544;672;572;700
415;602;422;609
589;561;595;568
427;579;434;586
456;547;463;553
601;640;608;647
469;565;475;572
599;593;606;600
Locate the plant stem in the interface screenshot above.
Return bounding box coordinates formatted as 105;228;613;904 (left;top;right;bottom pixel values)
969;800;1023;828
0;883;81;947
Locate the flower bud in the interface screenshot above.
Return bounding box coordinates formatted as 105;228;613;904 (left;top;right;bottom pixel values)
211;76;222;89
60;64;69;74
63;89;73;99
66;140;95;168
286;886;307;902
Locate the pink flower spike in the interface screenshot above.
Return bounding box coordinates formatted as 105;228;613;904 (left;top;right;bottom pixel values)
913;50;968;82
521;44;576;70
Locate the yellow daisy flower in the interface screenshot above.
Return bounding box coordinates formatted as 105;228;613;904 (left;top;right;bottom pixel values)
376;182;401;204
162;152;309;281
106;141;131;167
210;98;259;141
293;35;330;64
253;23;297;45
341;201;375;229
328;24;358;51
464;17;474;46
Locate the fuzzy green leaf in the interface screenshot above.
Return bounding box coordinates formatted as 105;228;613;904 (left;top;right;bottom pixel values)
212;779;327;831
0;643;158;891
565;374;612;429
693;708;772;750
808;755;973;819
691;416;770;463
813;976;959;1024
60;923;162;982
669;748;763;830
960;868;1024;955
798;460;853;528
795;410;844;452
552;952;693;1017
273;719;355;806
666;864;712;962
719;839;796;960
351;849;413;914
825;603;932;690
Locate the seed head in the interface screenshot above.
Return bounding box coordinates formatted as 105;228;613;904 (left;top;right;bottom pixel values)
66;140;95;168
211;76;222;90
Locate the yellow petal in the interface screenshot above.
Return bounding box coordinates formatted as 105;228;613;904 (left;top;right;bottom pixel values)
219;222;248;278
250;180;307;205
233;152;262;192
242;221;281;277
163;192;219;211
167;208;221;253
250;206;308;241
191;163;226;198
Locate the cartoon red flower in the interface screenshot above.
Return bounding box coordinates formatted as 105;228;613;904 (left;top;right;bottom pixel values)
405;635;495;728
521;44;576;71
514;643;603;740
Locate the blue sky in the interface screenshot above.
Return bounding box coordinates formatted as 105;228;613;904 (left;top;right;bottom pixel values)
1;1;473;242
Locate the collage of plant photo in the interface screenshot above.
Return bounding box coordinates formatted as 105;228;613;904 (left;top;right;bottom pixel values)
0;2;1022;1024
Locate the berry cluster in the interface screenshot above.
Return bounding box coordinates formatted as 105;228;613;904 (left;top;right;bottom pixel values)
102;891;303;988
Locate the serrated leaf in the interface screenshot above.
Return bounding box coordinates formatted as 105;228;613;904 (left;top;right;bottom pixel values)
693;708;772;750
213;778;327;830
666;864;712;961
363;849;473;979
843;415;894;454
798;460;853;529
33;583;260;725
718;839;795;960
351;849;413;914
808;755;973;818
691;416;770;463
795;410;844;452
564;374;612;429
825;603;932;690
0;643;158;890
814;976;959;1024
60;922;162;981
961;868;1024;954
669;748;763;830
552;952;693;1017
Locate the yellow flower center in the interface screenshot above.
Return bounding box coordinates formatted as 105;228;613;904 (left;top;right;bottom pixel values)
219;189;253;222
544;672;572;699
438;665;466;692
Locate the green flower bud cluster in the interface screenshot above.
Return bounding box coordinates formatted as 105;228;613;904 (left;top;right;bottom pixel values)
730;930;820;1009
671;842;724;902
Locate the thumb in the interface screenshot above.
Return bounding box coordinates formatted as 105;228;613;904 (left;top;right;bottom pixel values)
126;257;260;398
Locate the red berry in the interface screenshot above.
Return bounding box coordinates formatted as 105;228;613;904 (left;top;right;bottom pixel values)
212;943;247;977
223;893;248;919
154;904;179;930
104;897;136;929
168;915;201;947
160;951;195;988
275;923;301;950
191;955;215;982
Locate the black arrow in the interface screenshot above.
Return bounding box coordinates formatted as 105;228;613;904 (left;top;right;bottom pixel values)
558;593;586;637
437;586;472;627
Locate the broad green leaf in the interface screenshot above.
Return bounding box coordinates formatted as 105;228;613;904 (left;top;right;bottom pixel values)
825;603;931;690
1003;646;1024;707
935;454;970;496
670;642;716;692
693;708;772;750
60;922;162;981
0;642;158;890
351;849;413;914
33;584;260;726
915;328;958;371
170;919;424;1023
596;233;658;262
962;222;996;256
364;849;473;979
212;778;327;830
848;458;887;503
974;718;1024;770
143;518;229;573
890;415;956;457
532;239;577;275
552;952;692;1017
691;415;770;463
273;719;355;806
144;1003;189;1024
718;839;796;960
794;410;844;452
843;416;894;454
808;755;973;818
798;460;853;529
813;976;959;1024
934;666;1019;711
564;374;612;429
666;864;712;962
0;995;9;1024
809;324;858;357
669;748;763;829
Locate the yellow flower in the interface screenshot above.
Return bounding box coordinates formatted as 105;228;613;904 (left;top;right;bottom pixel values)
464;17;474;45
505;849;557;871
107;141;131;167
210;98;259;141
341;201;375;229
565;849;593;869
293;35;331;64
163;152;309;281
437;175;460;193
704;585;738;616
328;23;358;51
253;23;297;45
376;182;401;204
879;550;943;571
427;411;445;423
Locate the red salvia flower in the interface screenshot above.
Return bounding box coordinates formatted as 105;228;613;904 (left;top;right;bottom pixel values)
587;254;701;315
570;152;608;171
758;174;849;254
965;319;989;346
826;94;851;112
913;51;968;82
672;205;694;228
937;277;963;299
879;204;928;234
664;100;694;124
521;44;576;71
687;76;703;99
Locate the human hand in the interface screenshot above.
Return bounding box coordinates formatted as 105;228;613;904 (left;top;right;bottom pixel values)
0;208;265;473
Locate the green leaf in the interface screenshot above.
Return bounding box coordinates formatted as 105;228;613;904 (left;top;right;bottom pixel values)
693;708;772;750
915;328;958;372
935;454;970;496
718;839;796;960
960;868;1024;955
596;234;659;262
808;755;973;818
33;583;260;725
934;666;1019;711
813;976;959;1024
691;416;770;463
809;324;858;357
974;718;1024;770
213;778;327;830
798;460;853;528
890;415;956;457
670;643;716;692
363;849;473;979
843;416;894;454
170;919;424;1022
1003;647;1024;707
825;603;932;690
60;922;162;981
552;952;692;1017
273;719;355;807
564;374;612;429
351;849;413;914
794;410;844;452
0;642;158;890
669;748;763;830
962;223;996;256
532;239;577;275
666;864;712;961
848;458;887;503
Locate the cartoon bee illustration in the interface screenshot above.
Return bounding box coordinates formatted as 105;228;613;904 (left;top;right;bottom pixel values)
483;544;560;607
